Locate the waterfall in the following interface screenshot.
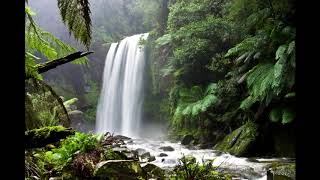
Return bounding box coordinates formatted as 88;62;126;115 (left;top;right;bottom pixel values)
96;33;149;137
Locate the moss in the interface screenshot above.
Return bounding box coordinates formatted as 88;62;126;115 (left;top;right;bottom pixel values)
104;148;127;160
270;163;296;180
25;126;75;149
63;98;78;108
214;121;258;156
142;164;165;179
93;160;143;179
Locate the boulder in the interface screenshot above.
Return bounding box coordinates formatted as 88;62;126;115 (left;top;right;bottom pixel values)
135;148;147;156
113;135;132;141
141;152;151;160
214;121;258;156
159;146;174;151
68;110;86;132
142;163;165;179
94;160;142;179
181;134;194;145
159;153;168;157
267;163;295;180
148;156;156;162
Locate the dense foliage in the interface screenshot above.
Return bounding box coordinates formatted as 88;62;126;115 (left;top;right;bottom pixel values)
148;0;295;151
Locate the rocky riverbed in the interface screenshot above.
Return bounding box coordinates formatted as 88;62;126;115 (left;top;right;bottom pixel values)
116;136;296;180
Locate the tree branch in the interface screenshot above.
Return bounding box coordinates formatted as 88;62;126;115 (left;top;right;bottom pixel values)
36;51;93;74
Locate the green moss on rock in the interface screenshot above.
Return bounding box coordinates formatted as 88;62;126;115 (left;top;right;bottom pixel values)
269;163;296;180
93;160;143;179
104;148;127;160
214;121;258;156
142;163;165;179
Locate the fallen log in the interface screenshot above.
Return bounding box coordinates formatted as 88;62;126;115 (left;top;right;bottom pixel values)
25;126;75;149
25;51;93;79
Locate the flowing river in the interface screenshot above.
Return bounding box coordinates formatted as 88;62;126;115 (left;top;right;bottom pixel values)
124;138;294;180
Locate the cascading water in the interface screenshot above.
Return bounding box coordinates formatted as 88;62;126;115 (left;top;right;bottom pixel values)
96;33;149;137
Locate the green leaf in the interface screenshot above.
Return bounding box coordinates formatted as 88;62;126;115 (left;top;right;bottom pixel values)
282;107;295;124
240;96;257;110
155;34;172;47
25;6;36;16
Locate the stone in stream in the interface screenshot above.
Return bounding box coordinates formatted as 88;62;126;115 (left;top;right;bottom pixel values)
94;160;142;179
135;148;147;156
148;156;156;162
159;153;168;157
181;134;194;145
140;152;156;162
113;135;132;141
141;152;151;160
159;146;174;151
267;163;296;180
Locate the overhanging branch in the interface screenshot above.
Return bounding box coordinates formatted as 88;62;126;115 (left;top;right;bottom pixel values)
36;51;93;74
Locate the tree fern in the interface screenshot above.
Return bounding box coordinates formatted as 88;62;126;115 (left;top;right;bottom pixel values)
25;6;88;79
173;83;218;126
57;0;92;49
25;13;88;64
240;41;295;110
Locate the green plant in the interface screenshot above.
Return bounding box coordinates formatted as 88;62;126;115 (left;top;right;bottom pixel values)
173;155;231;180
34;132;100;173
172;83;218;128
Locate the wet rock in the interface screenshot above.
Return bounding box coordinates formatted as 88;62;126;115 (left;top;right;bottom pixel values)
142;163;165;179
159;146;174;151
159;153;168;157
181;134;194;145
113;135;132;141
148;156;156;162
141;152;151;160
214;121;258;156
113;147;131;153
135;148;147;156
94;160;142;179
267;163;296;180
68;110;86;132
123;152;138;160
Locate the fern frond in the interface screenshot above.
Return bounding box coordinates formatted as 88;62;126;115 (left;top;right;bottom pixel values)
269;106;295;124
57;0;92;49
25;9;88;65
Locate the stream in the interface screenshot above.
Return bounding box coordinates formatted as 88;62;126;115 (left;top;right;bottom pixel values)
124;138;295;180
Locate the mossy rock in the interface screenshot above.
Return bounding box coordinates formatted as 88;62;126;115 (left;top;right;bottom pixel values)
142;163;165;179
268;163;296;180
104;149;127;160
214;121;258;156
93;160;143;179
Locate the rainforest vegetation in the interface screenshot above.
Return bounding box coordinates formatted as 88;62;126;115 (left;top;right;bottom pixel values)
25;0;296;179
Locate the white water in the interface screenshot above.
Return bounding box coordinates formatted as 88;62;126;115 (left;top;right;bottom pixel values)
96;33;149;137
125;138;294;180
